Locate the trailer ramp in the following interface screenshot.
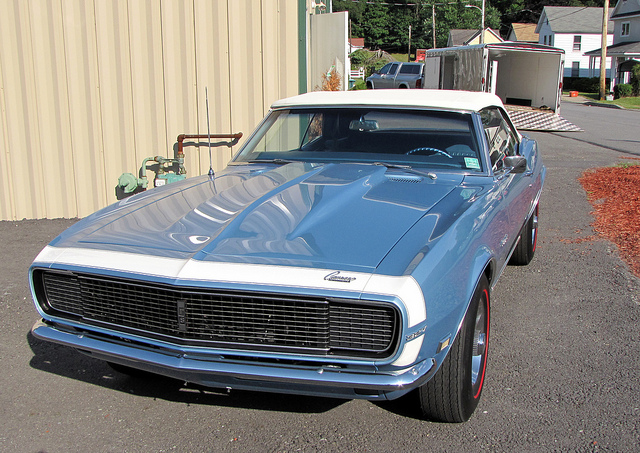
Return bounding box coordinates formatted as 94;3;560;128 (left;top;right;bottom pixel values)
506;106;582;132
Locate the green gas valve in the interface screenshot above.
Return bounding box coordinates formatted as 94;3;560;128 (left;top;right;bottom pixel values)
117;172;148;194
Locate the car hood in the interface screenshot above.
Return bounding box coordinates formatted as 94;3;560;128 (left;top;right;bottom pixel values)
52;163;464;272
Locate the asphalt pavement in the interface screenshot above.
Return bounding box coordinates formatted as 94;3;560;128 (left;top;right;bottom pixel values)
1;102;638;452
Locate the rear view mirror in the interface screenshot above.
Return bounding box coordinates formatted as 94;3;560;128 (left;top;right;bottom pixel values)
349;119;379;131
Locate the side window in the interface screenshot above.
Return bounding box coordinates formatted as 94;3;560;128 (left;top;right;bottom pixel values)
480;108;518;170
388;63;399;76
378;63;392;75
621;22;630;37
573;35;581;51
302;113;323;147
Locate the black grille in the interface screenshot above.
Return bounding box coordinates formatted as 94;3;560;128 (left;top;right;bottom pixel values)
38;270;399;358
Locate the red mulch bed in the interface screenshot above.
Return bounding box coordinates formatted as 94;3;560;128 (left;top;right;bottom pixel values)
579;159;640;277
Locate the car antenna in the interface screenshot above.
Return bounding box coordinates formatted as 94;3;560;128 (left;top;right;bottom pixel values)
205;87;214;180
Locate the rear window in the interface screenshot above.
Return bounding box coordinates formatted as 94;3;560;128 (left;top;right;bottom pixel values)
399;64;422;74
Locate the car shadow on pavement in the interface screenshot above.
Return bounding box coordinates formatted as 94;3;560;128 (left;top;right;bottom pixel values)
26;331;347;414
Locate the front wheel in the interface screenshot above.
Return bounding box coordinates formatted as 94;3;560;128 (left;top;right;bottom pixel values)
417;275;490;422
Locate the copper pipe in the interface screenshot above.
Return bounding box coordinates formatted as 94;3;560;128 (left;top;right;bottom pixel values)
177;133;243;158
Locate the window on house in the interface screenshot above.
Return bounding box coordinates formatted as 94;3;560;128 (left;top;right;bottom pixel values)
573;36;581;51
571;61;580;77
543;36;547;45
549;35;554;46
621;22;630;37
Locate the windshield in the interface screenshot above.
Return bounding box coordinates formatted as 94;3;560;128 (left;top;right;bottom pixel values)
233;108;482;172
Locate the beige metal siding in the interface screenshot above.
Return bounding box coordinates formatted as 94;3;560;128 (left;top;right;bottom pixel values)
0;0;299;220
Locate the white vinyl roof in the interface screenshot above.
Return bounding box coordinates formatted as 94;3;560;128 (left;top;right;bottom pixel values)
271;89;504;113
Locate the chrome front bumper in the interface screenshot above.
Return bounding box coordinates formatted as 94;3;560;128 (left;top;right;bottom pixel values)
32;320;437;400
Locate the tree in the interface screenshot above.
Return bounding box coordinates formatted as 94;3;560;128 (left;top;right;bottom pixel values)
335;0;609;54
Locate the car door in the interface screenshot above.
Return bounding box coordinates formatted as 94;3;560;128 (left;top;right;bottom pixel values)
480;107;532;264
395;64;420;88
380;63;399;88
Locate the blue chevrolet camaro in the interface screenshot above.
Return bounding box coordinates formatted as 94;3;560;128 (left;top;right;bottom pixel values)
30;90;544;422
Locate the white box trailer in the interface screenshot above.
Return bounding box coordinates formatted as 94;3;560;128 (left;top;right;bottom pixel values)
423;43;579;131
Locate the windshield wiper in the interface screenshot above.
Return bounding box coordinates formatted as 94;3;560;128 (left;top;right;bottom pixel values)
372;162;437;180
244;158;300;165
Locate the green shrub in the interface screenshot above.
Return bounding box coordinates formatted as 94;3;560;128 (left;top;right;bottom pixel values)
631;64;640;96
563;77;607;93
349;49;370;67
614;83;633;99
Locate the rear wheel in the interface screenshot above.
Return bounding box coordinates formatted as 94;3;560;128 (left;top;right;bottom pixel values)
417;275;490;422
509;203;539;265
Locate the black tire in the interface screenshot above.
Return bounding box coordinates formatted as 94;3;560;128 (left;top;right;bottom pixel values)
509;203;539;266
417;275;490;422
366;81;373;89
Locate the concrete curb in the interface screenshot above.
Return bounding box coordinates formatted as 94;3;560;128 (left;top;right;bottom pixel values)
583;101;625;109
562;95;626;110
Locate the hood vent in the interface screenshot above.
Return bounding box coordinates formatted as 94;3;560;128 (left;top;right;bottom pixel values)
386;175;423;184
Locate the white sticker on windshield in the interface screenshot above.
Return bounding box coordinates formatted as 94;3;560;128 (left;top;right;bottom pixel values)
464;157;480;170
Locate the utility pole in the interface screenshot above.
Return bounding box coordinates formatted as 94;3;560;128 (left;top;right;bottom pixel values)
600;0;609;100
481;0;485;45
432;5;436;49
408;25;412;61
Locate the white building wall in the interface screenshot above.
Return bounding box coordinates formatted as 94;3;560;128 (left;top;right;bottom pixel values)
551;33;613;77
537;21;554;46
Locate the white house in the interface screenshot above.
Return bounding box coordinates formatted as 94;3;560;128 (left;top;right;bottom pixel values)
536;6;613;78
586;0;640;87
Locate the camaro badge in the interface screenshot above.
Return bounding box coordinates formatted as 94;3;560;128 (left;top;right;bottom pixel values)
324;271;356;283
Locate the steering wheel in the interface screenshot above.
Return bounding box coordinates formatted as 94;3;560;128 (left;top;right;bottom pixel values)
406;147;452;158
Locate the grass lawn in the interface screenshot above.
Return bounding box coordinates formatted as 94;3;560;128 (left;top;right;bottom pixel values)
579;92;640;109
389;53;409;62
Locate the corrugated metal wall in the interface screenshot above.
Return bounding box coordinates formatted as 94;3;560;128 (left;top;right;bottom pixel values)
0;0;300;220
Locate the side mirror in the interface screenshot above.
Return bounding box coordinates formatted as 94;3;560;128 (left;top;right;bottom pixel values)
503;155;527;173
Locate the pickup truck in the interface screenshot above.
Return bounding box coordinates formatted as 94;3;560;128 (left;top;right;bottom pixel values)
366;62;424;89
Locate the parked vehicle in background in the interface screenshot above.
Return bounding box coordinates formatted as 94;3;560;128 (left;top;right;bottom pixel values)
30;90;545;423
366;62;424;89
422;43;565;113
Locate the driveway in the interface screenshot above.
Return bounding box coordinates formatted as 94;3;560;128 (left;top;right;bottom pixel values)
1;103;638;452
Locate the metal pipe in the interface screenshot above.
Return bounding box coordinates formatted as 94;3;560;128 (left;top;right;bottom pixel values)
176;133;243;158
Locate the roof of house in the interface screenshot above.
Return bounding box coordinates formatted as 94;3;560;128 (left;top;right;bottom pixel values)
349;38;365;48
271;90;505;113
585;40;640;57
447;28;503;46
509;23;539;42
536;6;613;34
448;29;478;46
611;0;640;20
